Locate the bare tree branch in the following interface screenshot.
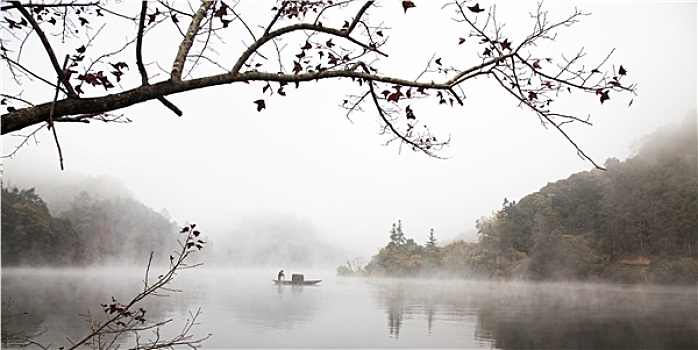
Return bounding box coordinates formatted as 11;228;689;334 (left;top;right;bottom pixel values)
9;1;77;97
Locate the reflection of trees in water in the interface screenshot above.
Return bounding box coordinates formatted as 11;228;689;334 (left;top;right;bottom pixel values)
386;289;404;338
2;268;172;347
372;279;697;349
474;283;698;349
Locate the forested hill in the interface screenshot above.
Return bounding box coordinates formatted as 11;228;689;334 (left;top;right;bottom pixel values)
352;116;697;284
1;186;178;266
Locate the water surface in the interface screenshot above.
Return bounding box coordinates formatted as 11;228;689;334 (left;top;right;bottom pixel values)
2;268;696;349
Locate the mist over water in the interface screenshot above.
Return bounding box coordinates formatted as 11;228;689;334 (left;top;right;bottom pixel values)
3;267;696;349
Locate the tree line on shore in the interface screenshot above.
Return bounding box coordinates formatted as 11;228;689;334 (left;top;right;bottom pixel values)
1;187;177;266
339;116;697;285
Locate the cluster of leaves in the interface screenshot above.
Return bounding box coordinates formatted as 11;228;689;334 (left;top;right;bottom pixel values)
181;223;206;251
101;298;147;327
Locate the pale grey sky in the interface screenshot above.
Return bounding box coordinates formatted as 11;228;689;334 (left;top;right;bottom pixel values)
2;1;696;258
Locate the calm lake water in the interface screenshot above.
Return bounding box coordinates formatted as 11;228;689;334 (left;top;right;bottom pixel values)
2;267;697;349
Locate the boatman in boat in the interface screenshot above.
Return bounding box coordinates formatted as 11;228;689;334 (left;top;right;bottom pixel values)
277;270;285;281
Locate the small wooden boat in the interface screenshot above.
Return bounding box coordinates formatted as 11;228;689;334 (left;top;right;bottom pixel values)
273;273;321;286
273;279;322;286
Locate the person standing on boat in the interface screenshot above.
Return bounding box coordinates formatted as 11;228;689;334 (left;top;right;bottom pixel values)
277;270;285;281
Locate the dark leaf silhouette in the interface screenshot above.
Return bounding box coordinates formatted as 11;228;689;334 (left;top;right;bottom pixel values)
499;39;511;50
76;45;86;54
406;105;416;119
533;59;541;69
468;3;484;13
402;1;416;13
458;37;466;45
79;17;89;26
148;9;160;25
435;58;442;66
387;92;401;102
293;61;303;74
254;99;266;111
599;90;610;104
618;65;627;76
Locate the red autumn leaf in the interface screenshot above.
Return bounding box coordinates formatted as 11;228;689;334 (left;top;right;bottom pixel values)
214;2;228;17
111;70;124;82
499;39;511;50
532;59;541;69
381;90;391;98
293;61;303;74
599;90;610;104
342;21;349;29
148;9;160;25
402;0;416;13
458;37;466;45
618;65;627;76
435;58;442;66
528;91;537;100
542;81;553;88
406;105;416;119
296;51;305;59
254;99;266;111
327;53;338;65
467;3;484;13
387;92;401;102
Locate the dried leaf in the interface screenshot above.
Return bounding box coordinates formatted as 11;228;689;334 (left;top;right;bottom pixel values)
254;99;266;111
402;0;416;13
599;90;610;104
467;3;484;13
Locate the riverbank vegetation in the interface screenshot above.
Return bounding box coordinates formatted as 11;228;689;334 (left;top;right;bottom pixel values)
338;116;697;285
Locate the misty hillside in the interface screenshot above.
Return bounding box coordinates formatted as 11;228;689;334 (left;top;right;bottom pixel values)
3;171;133;215
354;115;697;284
214;212;346;268
1;183;179;266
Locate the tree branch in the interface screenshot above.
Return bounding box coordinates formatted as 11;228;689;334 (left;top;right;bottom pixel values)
136;0;149;85
171;1;213;81
9;1;77;97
